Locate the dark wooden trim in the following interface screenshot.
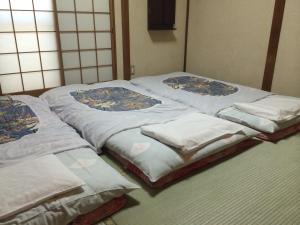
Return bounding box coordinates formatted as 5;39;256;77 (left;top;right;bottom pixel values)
0;66;112;77
62;48;112;53
0;88;52;97
0;30;57;33
92;0;100;82
110;0;118;80
59;30;112;33
1;49;63;55
121;0;131;80
0;0;65;94
0;9;110;14
73;0;83;84
183;0;190;72
0;69;61;76
1;0;115;95
262;0;286;91
0;47;113;55
8;0;25;91
63;65;112;71
54;0;117;84
53;0;66;86
32;0;46;89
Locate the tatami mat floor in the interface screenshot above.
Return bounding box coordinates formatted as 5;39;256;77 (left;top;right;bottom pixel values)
98;134;300;225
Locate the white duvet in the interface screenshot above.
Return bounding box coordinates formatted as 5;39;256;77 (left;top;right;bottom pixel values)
141;113;247;154
0;154;85;220
131;72;271;115
234;95;300;122
0;95;92;167
40;81;196;151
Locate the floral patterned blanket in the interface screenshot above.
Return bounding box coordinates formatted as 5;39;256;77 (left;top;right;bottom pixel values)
163;76;238;96
0;97;39;144
70;87;161;112
131;72;271;115
0;95;91;167
40;80;195;151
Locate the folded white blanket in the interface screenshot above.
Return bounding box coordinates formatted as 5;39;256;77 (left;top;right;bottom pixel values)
234;95;300;122
141;113;245;154
0;155;85;219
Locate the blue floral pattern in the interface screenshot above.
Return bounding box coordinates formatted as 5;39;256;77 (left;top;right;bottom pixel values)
163;76;238;96
70;87;162;111
0;97;39;144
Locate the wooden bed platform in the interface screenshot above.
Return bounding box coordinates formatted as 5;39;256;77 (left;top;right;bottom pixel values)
71;196;126;225
256;122;300;142
106;139;261;189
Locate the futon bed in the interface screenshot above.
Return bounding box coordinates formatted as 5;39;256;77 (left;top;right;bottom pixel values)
131;72;300;142
41;80;260;188
0;95;138;225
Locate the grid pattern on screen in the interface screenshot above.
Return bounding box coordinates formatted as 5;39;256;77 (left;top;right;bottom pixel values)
0;0;63;94
56;0;117;85
0;0;117;94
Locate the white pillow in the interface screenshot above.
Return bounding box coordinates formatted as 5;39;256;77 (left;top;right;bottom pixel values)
234;95;300;122
141;113;245;154
0;154;85;219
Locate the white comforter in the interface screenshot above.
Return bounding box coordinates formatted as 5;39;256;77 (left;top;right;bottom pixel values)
131;72;271;115
0;95;92;167
40;81;196;151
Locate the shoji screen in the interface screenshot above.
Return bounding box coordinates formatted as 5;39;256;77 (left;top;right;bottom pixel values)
56;0;117;85
0;0;62;94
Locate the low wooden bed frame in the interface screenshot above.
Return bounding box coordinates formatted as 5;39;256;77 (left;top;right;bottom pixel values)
256;122;300;142
1;84;127;225
71;197;126;225
106;139;262;189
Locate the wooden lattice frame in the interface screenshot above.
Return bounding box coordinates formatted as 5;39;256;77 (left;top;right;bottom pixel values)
0;0;117;96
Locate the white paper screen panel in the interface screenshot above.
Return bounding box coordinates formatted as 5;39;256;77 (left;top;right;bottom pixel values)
58;13;76;31
39;32;58;51
43;70;61;88
0;54;19;74
12;11;36;31
0;0;62;94
57;0;115;85
41;52;60;70
0;0;10;10
62;52;80;68
64;69;81;85
0;11;13;31
77;14;94;31
56;0;74;11
96;33;111;48
82;68;98;84
35;12;56;31
33;0;54;11
94;0;110;12
0;33;16;53
10;0;33;10
95;14;110;30
19;53;41;72
0;74;23;93
75;0;93;12
79;33;96;49
98;66;113;82
60;33;78;50
81;51;97;67
23;72;44;90
16;33;39;52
